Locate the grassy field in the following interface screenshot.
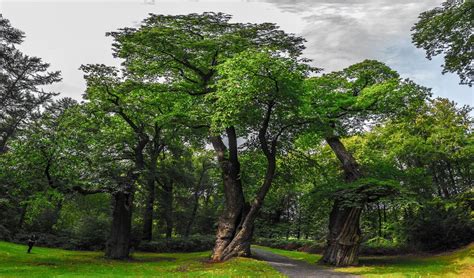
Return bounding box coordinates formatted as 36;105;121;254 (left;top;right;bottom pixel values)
0;241;281;277
1;241;472;277
257;244;474;277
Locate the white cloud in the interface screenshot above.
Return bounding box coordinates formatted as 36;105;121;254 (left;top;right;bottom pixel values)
1;0;471;106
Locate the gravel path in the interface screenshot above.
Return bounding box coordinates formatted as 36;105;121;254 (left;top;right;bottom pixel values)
252;248;360;278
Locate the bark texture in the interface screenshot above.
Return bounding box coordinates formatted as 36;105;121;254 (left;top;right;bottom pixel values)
320;136;363;266
105;134;148;259
161;180;174;238
105;190;133;259
210;129;248;261
210;101;279;261
142;173;155;241
142;127;164;240
185;164;209;237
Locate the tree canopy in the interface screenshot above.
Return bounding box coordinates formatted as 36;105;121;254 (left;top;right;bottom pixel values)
412;0;473;86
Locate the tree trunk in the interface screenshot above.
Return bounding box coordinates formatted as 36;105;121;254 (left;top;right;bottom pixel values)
321;136;363;266
210;130;248;261
142;174;155;241
184;195;199;238
185;164;208;237
212;152;277;261
377;203;383;237
106;190;133;259
211;100;280;262
161;181;174;239
15;204;28;235
210;168;247;258
320;201;362;266
142;150;158;241
143;128;163;240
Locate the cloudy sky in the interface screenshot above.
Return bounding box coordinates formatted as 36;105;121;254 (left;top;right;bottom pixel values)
1;0;472;106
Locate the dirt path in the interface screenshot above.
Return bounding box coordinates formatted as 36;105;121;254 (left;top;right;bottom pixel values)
252;248;360;278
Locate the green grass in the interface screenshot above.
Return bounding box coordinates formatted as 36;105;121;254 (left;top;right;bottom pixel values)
2;241;472;277
256;244;474;277
336;244;474;278
0;241;282;277
253;245;322;264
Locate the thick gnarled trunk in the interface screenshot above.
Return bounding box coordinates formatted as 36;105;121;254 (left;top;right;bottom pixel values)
320;201;362;266
210;130;248;261
211;133;277;261
211;101;279;261
321;136;363;266
211;190;249;261
106;190;133;259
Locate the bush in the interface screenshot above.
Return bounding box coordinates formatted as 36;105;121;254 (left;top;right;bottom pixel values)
137;235;215;252
72;214;109;250
0;224;11;241
360;237;411;255
255;236;413;255
253;237;325;253
403;196;474;252
12;232;77;250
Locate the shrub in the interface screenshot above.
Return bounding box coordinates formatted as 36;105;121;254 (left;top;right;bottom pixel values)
360;237;411;255
403;196;474;252
137;235;215;252
0;225;11;241
12;232;77;250
253;237;325;253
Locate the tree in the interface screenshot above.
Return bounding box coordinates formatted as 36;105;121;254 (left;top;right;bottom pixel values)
208;49;309;260
108;12;307;261
412;0;473;86
0;98;76;236
80;64;179;257
0;15;61;153
304;60;430;266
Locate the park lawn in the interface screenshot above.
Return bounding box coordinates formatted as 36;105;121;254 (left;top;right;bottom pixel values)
256;244;474;277
0;241;282;277
253;245;322;264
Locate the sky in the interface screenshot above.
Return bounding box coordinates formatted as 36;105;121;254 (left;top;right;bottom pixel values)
0;0;472;106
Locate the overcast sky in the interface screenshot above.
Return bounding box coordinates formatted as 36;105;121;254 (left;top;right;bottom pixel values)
1;0;472;106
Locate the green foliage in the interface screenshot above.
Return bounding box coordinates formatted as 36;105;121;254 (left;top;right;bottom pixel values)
210;49;309;133
304;60;430;137
403;194;474;251
254;238;325;253
412;0;474;85
253;245;323;264
1;11;472;262
138;235;215;253
0;15;61;152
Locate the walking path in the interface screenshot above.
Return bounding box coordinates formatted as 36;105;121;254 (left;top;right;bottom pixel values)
252;248;360;278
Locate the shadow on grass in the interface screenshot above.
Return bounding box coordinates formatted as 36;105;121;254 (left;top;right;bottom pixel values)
127;256;176;263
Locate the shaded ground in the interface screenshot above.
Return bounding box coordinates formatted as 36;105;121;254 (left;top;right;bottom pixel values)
252;247;359;278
